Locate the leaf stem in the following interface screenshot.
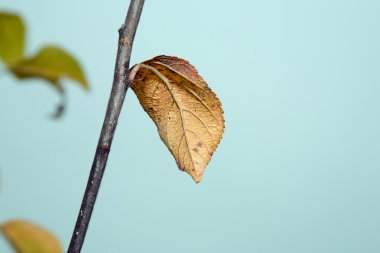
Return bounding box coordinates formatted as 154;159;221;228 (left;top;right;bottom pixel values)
67;1;145;252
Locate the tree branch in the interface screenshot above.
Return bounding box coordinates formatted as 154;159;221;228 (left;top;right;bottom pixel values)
67;1;145;252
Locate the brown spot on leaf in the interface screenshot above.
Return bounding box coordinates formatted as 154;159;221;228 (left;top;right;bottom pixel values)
177;162;185;171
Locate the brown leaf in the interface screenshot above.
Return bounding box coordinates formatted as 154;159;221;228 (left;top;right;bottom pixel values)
131;56;224;183
1;220;62;253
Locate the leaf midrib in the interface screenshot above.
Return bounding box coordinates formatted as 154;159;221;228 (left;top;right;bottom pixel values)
153;61;222;126
140;63;197;172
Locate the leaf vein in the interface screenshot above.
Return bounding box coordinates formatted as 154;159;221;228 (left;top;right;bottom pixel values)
140;64;197;171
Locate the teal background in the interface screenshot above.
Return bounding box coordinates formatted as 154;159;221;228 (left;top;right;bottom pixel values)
1;0;380;252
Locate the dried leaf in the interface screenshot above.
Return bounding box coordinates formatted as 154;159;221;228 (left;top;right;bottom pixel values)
11;46;89;90
131;56;224;183
1;220;62;253
0;12;25;66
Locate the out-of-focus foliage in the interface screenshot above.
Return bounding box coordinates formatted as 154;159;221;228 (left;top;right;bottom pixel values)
1;220;62;253
11;46;89;91
0;13;24;66
0;11;88;251
0;12;88;96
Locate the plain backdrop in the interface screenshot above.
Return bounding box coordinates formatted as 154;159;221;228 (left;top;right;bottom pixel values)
0;0;379;252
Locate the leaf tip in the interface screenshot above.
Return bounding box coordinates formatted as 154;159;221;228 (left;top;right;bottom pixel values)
191;173;203;184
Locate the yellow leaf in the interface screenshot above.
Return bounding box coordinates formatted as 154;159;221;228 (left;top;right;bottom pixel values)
11;46;89;90
0;12;25;66
1;220;62;253
131;56;225;183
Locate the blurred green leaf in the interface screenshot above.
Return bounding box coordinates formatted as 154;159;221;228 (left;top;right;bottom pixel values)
1;220;62;253
0;11;89;118
11;46;89;90
0;12;25;66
